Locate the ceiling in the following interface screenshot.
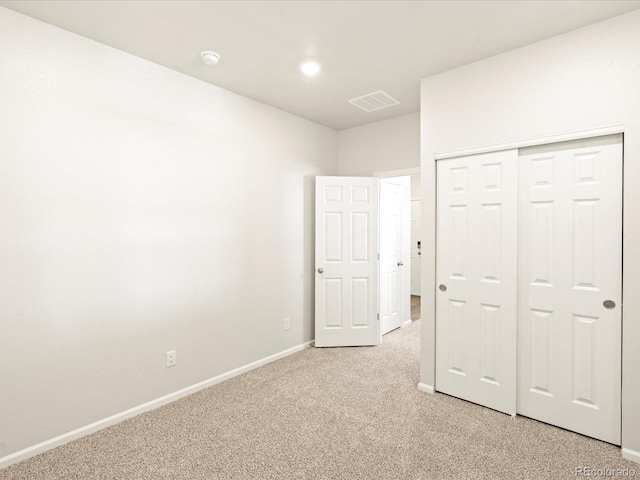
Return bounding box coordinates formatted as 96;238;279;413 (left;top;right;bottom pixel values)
2;1;640;131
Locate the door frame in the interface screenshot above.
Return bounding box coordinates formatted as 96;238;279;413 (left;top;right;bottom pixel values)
410;199;422;297
423;125;626;453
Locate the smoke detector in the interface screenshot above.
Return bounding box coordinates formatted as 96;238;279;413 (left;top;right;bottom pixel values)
201;51;221;65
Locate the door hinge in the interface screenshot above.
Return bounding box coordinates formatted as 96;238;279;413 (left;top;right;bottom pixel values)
377;313;380;321
378;253;380;260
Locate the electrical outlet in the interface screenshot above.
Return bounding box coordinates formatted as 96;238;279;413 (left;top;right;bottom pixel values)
166;350;176;367
283;317;290;330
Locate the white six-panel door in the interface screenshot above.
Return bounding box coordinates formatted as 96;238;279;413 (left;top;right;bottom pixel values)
517;135;622;444
436;149;518;415
315;176;379;347
380;176;410;335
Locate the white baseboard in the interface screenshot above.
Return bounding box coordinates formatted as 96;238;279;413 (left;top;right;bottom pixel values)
0;340;314;470
622;447;640;464
418;382;435;394
402;319;413;327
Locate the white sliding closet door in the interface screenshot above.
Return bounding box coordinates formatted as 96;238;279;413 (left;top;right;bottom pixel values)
436;149;518;415
517;135;622;445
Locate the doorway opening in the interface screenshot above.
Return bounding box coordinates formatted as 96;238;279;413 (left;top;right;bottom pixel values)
314;166;420;348
376;168;421;334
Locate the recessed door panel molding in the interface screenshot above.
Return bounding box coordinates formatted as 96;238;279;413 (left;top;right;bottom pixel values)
529;308;553;397
351;185;370;203
324;185;343;202
450;166;468;193
481;204;501;283
573;151;601;185
482;163;502;191
517;134;622;445
351;212;370;262
572;314;598;408
572;200;598;290
450;205;468;279
315;176;379;347
324;212;342;262
351;278;369;327
436;149;518;415
479;303;500;385
324;279;342;328
448;299;467;376
532;157;554;186
531;201;554;287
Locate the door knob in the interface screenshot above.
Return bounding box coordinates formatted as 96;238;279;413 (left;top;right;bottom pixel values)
397;261;404;266
603;300;616;309
439;284;447;292
317;268;324;274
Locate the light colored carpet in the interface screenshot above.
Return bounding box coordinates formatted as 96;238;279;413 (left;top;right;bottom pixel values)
411;295;420;321
1;321;636;479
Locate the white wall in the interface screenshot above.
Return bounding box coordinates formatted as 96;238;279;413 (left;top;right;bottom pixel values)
420;10;640;458
337;112;420;176
0;7;337;460
410;174;421;200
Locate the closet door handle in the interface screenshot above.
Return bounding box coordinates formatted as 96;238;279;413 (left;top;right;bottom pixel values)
603;300;616;309
317;268;324;274
439;284;447;292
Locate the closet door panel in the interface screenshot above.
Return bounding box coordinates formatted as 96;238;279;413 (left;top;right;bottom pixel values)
517;134;622;445
436;149;518;415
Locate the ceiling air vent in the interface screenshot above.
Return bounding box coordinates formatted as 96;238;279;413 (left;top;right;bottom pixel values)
348;90;401;112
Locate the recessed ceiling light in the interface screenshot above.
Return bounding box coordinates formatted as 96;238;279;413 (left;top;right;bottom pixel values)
299;60;321;77
201;50;221;66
